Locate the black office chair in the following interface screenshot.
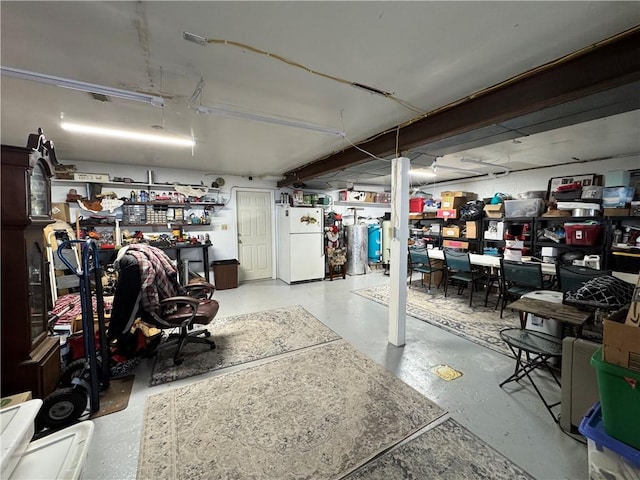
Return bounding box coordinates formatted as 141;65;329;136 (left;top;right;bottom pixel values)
408;247;446;291
555;264;612;293
499;260;545;318
443;249;488;306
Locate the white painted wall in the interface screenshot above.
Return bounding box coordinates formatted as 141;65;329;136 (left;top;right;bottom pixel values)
413;155;640;200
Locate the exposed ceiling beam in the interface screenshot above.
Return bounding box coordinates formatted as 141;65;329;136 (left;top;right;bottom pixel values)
278;27;640;187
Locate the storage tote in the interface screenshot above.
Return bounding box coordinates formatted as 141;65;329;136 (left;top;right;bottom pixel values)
579;403;640;480
564;224;602;246
591;347;640;449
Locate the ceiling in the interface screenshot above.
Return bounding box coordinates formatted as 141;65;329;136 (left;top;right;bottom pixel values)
1;2;639;190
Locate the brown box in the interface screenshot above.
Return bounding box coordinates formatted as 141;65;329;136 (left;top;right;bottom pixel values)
421;259;444;286
51;202;71;222
364;192;377;203
0;391;32;409
441;191;477;199
442;226;460;238
625;274;640;327
603;208;631;216
71;314;101;333
466;221;479;239
440;196;466;209
484;203;504;218
603;320;640;373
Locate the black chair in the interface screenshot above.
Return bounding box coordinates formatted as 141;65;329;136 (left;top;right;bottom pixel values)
555;264;611;293
408;247;446;291
499;260;544;318
443;249;488;306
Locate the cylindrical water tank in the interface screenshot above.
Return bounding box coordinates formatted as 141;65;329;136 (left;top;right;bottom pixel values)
382;220;392;264
367;224;381;263
346;224;368;275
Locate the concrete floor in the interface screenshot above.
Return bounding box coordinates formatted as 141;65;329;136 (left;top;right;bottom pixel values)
85;271;588;480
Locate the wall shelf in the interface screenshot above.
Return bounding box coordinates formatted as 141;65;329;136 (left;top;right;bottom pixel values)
52;178;219;192
334;201;390;208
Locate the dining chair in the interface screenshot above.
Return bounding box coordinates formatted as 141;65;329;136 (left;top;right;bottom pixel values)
408;247;446;291
499;259;544;318
443;249;488;306
555;264;611;293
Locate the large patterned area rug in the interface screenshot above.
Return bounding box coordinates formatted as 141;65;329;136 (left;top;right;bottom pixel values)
353;284;520;357
150;305;340;386
346;418;534;479
138;339;445;480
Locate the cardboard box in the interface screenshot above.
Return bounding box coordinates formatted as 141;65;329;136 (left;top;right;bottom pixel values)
0;391;32;409
421;259;444;286
73;172;110;182
603;320;640;373
484;203;504;218
51;202;71;222
625;274;640;327
364;192;377;203
441;191;476;199
442;239;469;249
440;196;466;209
466;221;479;239
442;226;460;238
603;208;631;216
436;208;457;219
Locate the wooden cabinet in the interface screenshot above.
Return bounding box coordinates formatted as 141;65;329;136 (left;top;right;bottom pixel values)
1;136;61;398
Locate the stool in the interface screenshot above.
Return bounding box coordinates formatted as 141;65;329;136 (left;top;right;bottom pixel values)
328;263;346;281
499;327;563;422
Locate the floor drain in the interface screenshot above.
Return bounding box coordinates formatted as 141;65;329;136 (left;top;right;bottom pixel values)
431;364;463;381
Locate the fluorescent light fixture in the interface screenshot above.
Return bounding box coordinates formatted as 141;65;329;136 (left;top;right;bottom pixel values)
1;65;165;107
195;104;345;137
410;168;436;178
61;122;194;147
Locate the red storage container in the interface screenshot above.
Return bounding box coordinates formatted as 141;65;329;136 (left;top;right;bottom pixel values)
409;198;425;213
564;224;602;245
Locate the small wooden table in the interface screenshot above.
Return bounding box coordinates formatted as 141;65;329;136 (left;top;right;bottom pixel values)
505;296;593;333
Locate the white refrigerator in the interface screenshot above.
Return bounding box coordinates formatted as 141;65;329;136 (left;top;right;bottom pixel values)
277;206;325;284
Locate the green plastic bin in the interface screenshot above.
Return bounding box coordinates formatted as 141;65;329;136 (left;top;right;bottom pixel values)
591;347;640;449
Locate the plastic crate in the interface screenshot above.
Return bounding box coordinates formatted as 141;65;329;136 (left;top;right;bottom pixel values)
591;347;640;449
504;198;545;217
564;224;602;246
409;198;425;213
579;403;640;479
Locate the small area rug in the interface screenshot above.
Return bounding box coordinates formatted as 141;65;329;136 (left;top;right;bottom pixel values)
90;374;135;419
353;284;519;357
138;339;445;480
345;418;534;479
150;305;340;386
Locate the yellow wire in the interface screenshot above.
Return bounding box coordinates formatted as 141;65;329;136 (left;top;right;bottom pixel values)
206;38;424;114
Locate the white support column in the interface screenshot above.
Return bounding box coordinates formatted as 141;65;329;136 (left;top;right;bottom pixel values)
388;156;410;346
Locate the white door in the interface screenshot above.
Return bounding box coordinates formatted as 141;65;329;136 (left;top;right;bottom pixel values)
236;190;273;281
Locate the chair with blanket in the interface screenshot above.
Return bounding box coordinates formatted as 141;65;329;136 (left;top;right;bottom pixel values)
555;264;611;293
110;244;219;365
